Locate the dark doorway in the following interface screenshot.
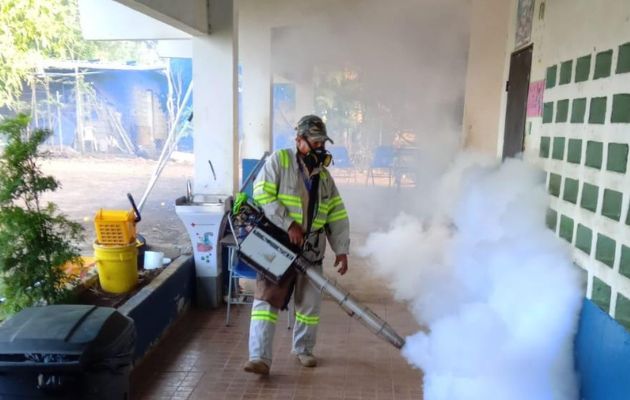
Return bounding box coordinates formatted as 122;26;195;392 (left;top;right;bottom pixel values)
502;45;533;159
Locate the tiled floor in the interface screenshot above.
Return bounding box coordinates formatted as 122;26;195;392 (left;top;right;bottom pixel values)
131;250;423;400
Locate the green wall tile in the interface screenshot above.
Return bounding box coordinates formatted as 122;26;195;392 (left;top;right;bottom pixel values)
602;189;623;221
591;276;610;312
575;224;592;254
585;141;603;169
596;233;616;268
552;137;565;160
546;65;557;88
543;102;554;123
556;99;569;122
615;293;630;331
540;136;550;158
607;143;628;173
616;42;630;74
571;98;587;123
546;208;558;231
567;139;582;164
581;182;599;212
627;203;630;226
563;178;579;204
592;277;611;313
619;245;630;279
548;173;561;197
611;94;630;123
576;55;591;82
589;97;607;124
559;60;573;85
594;50;613;79
559;215;574;243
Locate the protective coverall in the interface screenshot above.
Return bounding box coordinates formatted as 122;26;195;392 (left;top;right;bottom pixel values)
249;147;350;366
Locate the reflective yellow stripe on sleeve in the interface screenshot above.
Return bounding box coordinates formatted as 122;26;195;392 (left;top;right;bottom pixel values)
312;218;327;230
327;209;348;223
253;194;276;205
328;196;344;209
278;194;302;207
288;212;303;224
254;181;278;195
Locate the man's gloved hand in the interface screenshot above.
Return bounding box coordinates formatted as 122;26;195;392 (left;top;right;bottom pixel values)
288;221;304;246
335;254;348;275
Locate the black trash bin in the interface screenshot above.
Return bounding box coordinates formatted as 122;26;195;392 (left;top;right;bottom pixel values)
0;305;136;399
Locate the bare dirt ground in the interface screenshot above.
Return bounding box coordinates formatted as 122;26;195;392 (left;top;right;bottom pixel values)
39;154;414;258
36;154;414;309
40;154;194;255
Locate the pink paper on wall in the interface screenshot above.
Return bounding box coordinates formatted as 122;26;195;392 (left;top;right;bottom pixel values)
527;80;545;117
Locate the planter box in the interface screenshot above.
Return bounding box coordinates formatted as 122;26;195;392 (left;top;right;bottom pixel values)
119;254;195;362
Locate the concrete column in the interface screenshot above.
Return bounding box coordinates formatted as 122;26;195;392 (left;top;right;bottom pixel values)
192;0;238;195
240;26;272;159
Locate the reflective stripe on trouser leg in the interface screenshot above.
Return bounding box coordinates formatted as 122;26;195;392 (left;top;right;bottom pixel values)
249;299;278;365
293;263;323;355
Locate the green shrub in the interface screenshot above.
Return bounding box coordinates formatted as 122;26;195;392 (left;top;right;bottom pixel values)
0;114;84;313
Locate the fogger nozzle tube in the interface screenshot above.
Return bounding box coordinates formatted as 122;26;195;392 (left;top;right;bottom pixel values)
296;259;406;350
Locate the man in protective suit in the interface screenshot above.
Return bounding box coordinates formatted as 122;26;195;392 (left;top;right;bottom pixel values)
244;115;351;375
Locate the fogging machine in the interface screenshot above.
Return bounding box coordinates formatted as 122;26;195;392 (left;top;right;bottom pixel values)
228;198;406;350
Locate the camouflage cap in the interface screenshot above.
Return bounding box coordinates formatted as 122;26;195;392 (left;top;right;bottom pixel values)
295;115;334;144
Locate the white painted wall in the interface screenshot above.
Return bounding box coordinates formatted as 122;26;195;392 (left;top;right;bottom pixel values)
527;0;630;320
462;0;515;156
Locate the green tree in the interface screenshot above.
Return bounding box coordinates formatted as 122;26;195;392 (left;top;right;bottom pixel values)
0;0;87;109
0;0;159;110
0;114;84;313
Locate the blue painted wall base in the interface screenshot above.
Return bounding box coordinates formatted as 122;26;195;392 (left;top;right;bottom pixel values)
575;298;630;400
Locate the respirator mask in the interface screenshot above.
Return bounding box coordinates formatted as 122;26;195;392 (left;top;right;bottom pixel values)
301;137;333;170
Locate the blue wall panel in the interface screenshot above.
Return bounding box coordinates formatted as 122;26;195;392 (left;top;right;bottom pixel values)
575;299;630;400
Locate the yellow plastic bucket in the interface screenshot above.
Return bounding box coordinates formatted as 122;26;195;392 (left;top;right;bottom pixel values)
93;241;138;294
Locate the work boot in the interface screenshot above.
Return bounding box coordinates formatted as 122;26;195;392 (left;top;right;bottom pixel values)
243;359;270;375
296;352;317;367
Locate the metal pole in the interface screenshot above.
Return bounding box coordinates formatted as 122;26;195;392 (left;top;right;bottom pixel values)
56;91;63;151
31;77;38;129
137;81;193;212
295;259;406;350
74;66;85;153
45;75;53;130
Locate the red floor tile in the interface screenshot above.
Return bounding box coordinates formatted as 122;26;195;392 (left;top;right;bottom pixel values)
131;247;423;400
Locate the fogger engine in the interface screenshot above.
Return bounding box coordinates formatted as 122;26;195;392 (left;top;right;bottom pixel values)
229;202;406;350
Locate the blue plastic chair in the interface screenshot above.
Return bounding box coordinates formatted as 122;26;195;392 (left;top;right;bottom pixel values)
367;146;395;186
225;237;257;326
328;146;356;182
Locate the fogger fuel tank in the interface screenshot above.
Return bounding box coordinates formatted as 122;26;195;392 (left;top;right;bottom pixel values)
229;203;406;350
